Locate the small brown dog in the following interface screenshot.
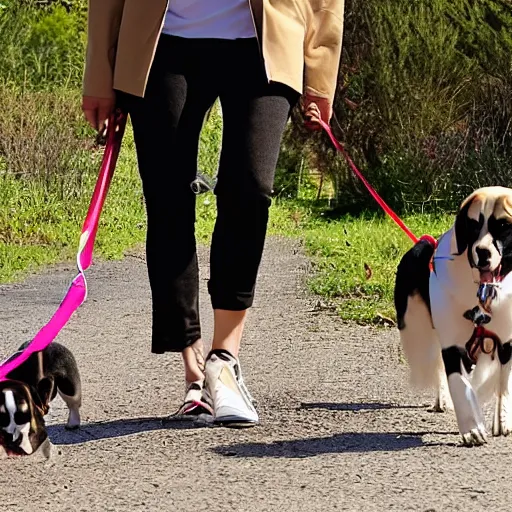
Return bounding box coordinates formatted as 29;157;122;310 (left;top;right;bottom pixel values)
0;341;81;457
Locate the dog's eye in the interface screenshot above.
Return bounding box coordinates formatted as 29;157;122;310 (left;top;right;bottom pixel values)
491;218;511;233
497;219;511;232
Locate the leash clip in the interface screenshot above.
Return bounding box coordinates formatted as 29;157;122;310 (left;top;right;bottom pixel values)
477;282;500;314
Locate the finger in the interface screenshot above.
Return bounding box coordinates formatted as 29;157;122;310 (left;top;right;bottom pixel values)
322;106;333;123
97;107;111;134
83;109;98;131
304;120;322;132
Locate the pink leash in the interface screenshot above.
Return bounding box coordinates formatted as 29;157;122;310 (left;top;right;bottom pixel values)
317;118;438;250
0;109;436;380
0;110;127;381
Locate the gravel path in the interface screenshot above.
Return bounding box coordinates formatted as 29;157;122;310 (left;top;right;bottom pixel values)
0;237;509;511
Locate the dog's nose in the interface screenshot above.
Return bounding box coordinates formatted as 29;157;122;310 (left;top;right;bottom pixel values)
476;247;491;267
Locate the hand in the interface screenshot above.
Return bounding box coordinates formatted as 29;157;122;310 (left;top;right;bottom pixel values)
303;95;332;131
82;94;116;132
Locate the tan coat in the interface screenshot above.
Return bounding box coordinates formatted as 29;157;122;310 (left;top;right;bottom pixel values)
83;0;344;104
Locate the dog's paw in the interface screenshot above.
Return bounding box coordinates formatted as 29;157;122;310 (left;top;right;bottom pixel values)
65;409;81;430
429;376;454;413
34;437;54;461
430;392;454;413
492;395;512;437
449;372;487;445
428;404;447;413
461;425;488;446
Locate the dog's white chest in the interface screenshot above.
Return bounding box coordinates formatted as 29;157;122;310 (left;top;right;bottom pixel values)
431;232;479;312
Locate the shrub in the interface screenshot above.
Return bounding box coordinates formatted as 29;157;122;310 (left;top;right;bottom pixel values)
288;0;512;214
0;2;86;89
0;86;94;198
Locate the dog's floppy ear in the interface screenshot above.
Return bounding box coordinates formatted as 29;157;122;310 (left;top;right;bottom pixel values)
503;193;512;218
35;377;54;412
451;197;474;255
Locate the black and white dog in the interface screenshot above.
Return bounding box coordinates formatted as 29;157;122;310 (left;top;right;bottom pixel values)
395;186;512;446
0;342;81;457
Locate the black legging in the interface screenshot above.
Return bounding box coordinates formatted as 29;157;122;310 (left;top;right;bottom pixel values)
118;35;299;353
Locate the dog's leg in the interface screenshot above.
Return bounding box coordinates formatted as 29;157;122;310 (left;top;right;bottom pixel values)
442;345;487;446
400;298;451;412
430;270;486;445
39;437;53;460
492;342;512;436
59;391;81;430
56;377;81;430
471;352;499;408
399;294;447;410
434;367;453;412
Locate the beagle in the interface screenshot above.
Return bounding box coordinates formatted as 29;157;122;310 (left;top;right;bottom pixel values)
0;341;81;457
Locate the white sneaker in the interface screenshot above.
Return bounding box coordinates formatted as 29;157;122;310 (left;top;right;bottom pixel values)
204;350;259;428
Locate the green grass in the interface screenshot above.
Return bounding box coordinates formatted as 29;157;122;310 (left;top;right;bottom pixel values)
0;101;299;285
298;211;454;325
0;114;222;283
0;93;455;327
0;124;455;327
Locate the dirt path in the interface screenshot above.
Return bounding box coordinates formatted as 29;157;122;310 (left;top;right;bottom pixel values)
0;237;509;511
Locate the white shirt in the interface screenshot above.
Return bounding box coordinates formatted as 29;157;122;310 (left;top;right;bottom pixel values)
162;0;256;40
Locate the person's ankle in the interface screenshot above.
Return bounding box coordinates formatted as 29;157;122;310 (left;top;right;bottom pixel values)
206;348;236;361
211;309;246;358
210;341;239;358
183;339;205;384
185;371;204;385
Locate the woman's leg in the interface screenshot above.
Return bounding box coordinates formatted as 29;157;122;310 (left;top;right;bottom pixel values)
210;90;299;354
205;39;300;426
118;36;217;395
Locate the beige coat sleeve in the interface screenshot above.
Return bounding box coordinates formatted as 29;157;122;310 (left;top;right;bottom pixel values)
83;0;126;98
303;0;344;104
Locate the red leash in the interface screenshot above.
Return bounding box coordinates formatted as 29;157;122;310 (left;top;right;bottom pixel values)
317;118;437;249
317;118;512;361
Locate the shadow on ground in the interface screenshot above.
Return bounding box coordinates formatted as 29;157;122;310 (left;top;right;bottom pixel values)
299;402;425;412
212;431;458;458
48;416;209;445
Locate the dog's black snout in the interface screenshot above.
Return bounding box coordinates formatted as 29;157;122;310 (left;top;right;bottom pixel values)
476;247;491;267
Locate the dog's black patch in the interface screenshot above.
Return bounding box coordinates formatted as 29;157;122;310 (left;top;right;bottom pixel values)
453;201;483;263
442;346;473;376
498;342;512;366
394;239;436;330
463;306;491;326
488;215;512;279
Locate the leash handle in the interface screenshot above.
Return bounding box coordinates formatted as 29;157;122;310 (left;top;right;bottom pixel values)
79;109;127;272
0;110;127;381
